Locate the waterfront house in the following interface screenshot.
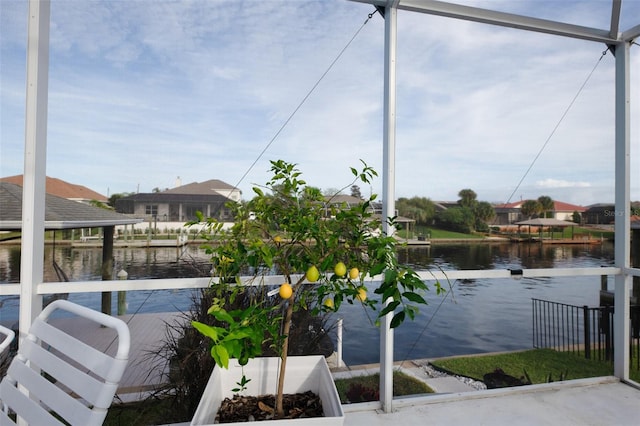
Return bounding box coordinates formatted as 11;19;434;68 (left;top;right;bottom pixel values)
494;200;586;225
114;179;239;223
585;202;640;225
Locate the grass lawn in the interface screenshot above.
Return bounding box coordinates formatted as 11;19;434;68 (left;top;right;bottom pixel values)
414;227;484;239
105;398;177;426
334;370;433;404
431;348;640;384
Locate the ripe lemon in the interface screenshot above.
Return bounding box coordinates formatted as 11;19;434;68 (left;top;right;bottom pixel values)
348;267;359;280
356;287;367;302
334;262;347;278
279;283;293;299
306;266;320;282
323;298;334;309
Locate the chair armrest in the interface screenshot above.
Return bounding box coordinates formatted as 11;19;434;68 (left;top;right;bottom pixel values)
0;325;14;355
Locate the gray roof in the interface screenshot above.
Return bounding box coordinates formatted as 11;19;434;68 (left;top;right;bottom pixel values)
0;182;142;230
118;192;229;203
324;194;363;205
515;218;578;227
164;179;238;195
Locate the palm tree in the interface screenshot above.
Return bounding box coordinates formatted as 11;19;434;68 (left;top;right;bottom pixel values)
521;199;541;219
537;196;554;218
458;189;478;209
475;201;495;222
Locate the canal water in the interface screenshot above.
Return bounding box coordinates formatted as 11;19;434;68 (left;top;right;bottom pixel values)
0;242;615;365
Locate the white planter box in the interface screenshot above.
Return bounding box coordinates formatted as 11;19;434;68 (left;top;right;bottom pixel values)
191;355;344;426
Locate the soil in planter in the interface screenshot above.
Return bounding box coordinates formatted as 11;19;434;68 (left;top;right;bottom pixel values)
216;391;324;423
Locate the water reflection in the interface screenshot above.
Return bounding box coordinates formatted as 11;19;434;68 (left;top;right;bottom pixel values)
397;242;614;271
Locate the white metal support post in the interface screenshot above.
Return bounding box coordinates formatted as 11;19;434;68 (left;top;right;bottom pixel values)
613;40;631;380
380;0;399;414
19;0;50;344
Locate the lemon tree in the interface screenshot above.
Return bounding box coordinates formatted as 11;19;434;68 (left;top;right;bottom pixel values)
190;159;443;418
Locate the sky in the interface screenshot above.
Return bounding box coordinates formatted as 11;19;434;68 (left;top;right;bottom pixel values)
1;0;639;206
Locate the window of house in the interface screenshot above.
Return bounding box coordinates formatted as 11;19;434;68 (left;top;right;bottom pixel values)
145;205;158;216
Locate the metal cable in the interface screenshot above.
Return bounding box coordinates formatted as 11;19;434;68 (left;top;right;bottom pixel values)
502;49;609;206
232;9;379;192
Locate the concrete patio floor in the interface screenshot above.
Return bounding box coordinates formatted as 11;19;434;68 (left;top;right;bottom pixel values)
342;377;639;426
47;312;640;425
165;377;639;426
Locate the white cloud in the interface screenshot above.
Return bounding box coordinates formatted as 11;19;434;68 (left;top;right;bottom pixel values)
535;179;592;189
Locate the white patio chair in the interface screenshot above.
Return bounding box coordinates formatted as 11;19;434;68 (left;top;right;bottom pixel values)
0;299;130;425
0;325;14;356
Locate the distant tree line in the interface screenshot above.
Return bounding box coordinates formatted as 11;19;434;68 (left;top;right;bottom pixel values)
110;181;567;234
436;189;496;233
396;189;496;234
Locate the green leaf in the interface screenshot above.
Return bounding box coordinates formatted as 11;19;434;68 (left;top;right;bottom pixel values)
402;291;427;305
225;339;243;357
212;345;230;368
381;285;397;301
226;330;251;341
390;310;406;328
370;263;385;276
384;269;398;283
379;300;400;317
192;321;222;342
405;305;418;320
209;308;235;324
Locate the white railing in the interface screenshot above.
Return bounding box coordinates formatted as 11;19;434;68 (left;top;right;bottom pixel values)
0;266;628;296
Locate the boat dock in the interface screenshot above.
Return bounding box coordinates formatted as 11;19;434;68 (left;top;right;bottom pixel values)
509;236;604;244
72;238;191;248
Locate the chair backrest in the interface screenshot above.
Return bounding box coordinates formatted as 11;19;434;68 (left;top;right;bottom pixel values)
0;300;130;425
0;325;14;356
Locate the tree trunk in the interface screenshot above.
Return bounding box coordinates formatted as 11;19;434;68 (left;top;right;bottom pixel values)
276;299;294;418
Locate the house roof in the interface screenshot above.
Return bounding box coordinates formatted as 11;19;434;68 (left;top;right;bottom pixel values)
553;201;587;213
118;192;230;203
0;182;141;231
164;179;239;195
497;200;586;212
0;175;107;202
586;203;615;209
325;194;363;205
